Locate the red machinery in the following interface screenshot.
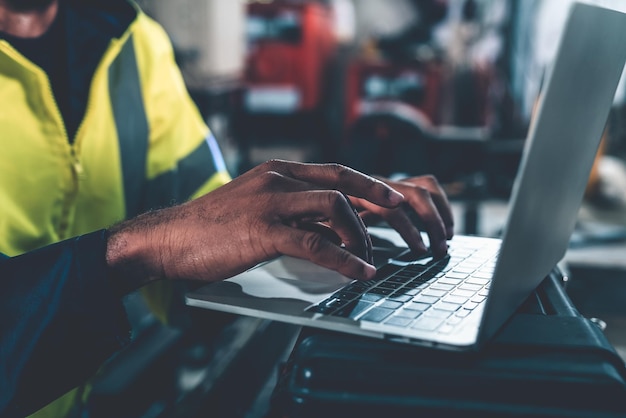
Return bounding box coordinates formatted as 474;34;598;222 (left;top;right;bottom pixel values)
243;0;337;114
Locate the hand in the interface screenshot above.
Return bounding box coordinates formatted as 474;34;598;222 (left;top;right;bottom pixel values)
349;175;454;258
105;160;405;294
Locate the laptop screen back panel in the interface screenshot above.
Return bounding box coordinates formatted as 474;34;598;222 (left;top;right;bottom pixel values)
478;2;626;343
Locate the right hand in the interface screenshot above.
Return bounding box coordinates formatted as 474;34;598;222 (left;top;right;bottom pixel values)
105;160;405;294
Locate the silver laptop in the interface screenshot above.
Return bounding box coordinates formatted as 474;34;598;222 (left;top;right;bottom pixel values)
186;2;626;351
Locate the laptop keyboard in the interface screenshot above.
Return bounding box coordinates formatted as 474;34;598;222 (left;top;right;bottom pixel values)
306;238;500;334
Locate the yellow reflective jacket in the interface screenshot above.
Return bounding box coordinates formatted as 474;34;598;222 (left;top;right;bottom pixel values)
0;4;231;258
0;2;231;417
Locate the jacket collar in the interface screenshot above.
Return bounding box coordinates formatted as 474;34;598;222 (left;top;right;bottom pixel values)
64;0;137;40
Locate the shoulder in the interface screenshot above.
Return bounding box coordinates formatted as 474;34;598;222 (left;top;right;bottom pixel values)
128;9;175;60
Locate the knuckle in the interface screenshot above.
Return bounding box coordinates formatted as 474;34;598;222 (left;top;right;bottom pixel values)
302;232;325;254
335;248;354;268
264;159;283;171
326;190;347;210
258;170;283;187
327;163;350;181
421;174;438;185
410;186;431;200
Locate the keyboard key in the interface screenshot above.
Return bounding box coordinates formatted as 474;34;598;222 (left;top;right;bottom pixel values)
438;277;462;285
459;283;482;292
467;277;490;285
395;309;422;319
333;291;359;300
461;263;482;271
412;316;445;331
443;295;468;305
307;297;348;313
387;276;409;284
463;301;479;310
422;289;447;298
392;271;417;282
366;287;394;296
361;293;384;303
344;283;369;293
389;294;412;303
403;280;430;289
384;316;414;327
472;272;493;280
455;309;471;318
406;301;431;312
399;288;419;296
433;301;460;312
375;264;402;280
451;289;475;298
413;295;439;304
403;264;428;274
445;272;469;280
378;281;404;289
429;283;455;291
453;267;477;274
334;300;374;319
360;307;395;323
379;300;403;310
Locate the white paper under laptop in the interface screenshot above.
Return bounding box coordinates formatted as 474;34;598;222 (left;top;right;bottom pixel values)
186;2;626;351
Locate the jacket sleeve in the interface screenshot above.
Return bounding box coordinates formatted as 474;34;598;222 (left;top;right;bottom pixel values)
130;13;232;217
0;230;131;418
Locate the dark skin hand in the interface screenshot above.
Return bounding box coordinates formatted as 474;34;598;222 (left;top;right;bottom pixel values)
105;160;452;295
350;175;454;258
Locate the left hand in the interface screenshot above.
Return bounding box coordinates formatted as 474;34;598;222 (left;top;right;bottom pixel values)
349;175;454;258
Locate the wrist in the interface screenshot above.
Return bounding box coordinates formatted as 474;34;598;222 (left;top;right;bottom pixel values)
105;220;161;297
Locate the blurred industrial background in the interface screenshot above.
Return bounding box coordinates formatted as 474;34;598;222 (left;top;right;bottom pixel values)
85;1;626;416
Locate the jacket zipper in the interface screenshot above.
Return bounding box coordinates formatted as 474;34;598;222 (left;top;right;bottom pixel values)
43;80;84;239
29;49;83;239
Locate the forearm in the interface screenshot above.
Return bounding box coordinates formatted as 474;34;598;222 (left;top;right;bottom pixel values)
0;230;131;418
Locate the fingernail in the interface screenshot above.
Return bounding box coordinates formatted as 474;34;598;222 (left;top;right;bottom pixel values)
439;241;449;255
387;189;404;205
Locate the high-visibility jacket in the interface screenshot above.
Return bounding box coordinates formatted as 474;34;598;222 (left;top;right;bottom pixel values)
0;1;231;417
0;2;231;258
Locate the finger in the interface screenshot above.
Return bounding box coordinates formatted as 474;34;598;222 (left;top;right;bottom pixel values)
379;208;429;254
352;192;448;258
290;221;342;246
271;224;376;280
274;190;371;263
355;208;427;253
341;192;373;264
403;192;448;258
357;209;383;226
391;176;455;239
260;160;404;209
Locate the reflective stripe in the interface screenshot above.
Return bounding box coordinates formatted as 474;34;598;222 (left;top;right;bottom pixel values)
205;133;227;174
108;34;149;218
143;135;224;210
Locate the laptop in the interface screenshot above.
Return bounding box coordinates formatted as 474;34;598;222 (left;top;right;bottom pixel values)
186;2;626;351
